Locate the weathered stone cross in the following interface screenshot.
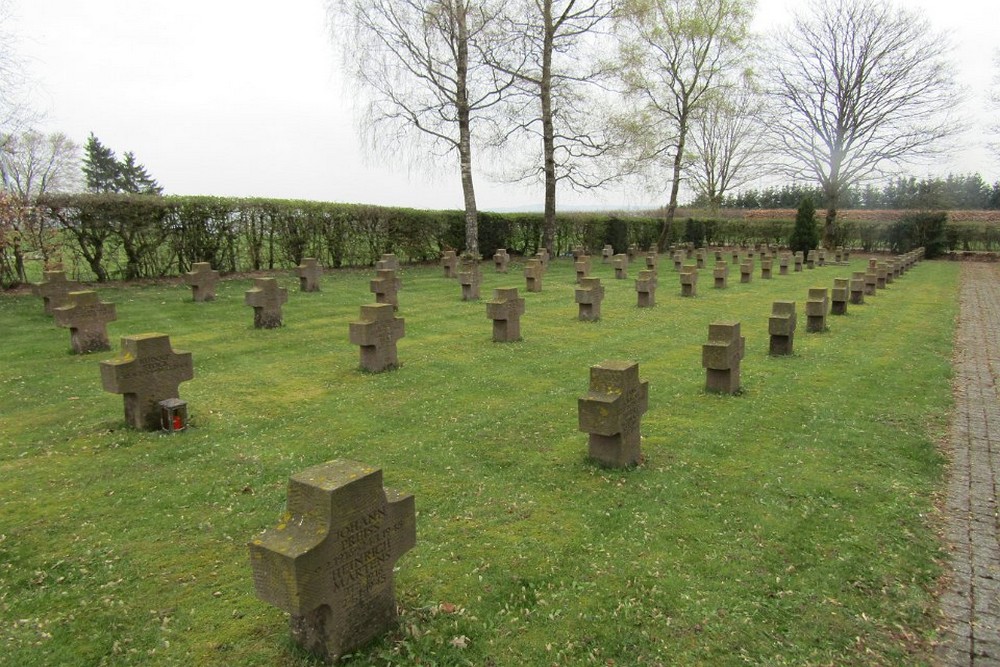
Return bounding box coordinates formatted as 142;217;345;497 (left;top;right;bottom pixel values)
486;287;525;342
184;262;220;302
249;460;415;663
53;290;117;354
349;303;405;372
578;360;649;468
100;333;194;430
245;278;288;329
296;258;322;292
32;270;81;314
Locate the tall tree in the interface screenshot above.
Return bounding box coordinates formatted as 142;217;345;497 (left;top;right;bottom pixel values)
486;0;622;253
0;130;81;274
618;0;754;250
82;133;162;195
331;0;515;258
686;73;767;211
0;130;81;201
771;0;956;247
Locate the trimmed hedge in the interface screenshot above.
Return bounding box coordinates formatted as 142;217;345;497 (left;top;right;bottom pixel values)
2;194;997;285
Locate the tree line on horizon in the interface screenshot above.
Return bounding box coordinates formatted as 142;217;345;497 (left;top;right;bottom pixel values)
692;174;1000;211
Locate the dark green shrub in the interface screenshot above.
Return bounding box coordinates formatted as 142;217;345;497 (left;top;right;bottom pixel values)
683;218;705;247
603;216;628;254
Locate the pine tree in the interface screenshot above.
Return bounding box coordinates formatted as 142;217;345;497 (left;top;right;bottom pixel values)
82;133;119;193
82;133;162;194
789;196;820;254
117;152;162;195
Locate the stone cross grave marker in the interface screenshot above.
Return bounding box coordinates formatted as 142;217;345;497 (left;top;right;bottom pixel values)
32;270;81;314
864;268;878;296
702;322;745;394
714;249;723;262
441;250;458;278
805;287;829;332
731;250;740;264
578;360;649;468
370;269;401;311
486;288;525;342
296;258;323;292
818;249;826;266
537;248;550;272
768;301;796;356
458;258;481;301
779;254;790;275
245;278;288;329
831;278;849;315
636;269;657;307
524;259;543;292
761;258;773;280
713;261;729;289
100;333;194;430
885;259;896;284
574;256;591;283
572;245;585;259
575;277;604;321
695;249;706;269
680;266;698;297
673;252;684;271
249;460;415;664
602;245;614;263
54;290;117;354
627;243;639;260
379;254;400;271
875;262;888;289
184;262;220;302
850;271;866;305
740;259;753;284
349;303;405;372
794;251;804;272
645;252;658;272
613;254;628;279
493;248;509;273
806;250;817;269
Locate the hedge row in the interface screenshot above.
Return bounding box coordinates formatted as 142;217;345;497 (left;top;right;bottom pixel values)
2;194;996;285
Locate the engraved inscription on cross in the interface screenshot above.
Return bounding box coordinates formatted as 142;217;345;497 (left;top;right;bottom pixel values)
53;290;117;354
100;333;194;430
184;262;220;302
32;270;81;314
702;321;745;394
370;269;401;311
245;278;289;329
296;258;323;292
578;360;649;468
349;303;405;372
249;460;416;664
486;287;525;342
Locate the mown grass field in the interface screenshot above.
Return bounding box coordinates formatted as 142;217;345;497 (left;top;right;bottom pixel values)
0;254;958;666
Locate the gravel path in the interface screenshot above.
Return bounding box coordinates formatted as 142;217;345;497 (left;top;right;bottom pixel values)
937;262;1000;666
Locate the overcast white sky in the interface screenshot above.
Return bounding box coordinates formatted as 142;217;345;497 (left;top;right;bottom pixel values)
8;0;998;211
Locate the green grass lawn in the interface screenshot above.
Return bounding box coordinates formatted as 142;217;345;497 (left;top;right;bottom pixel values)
0;255;957;666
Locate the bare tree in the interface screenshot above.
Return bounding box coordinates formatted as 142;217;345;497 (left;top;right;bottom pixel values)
0;131;80;278
618;0;754;250
331;0;516;258
486;0;623;253
686;73;767;211
0;130;81;201
771;0;957;247
0;0;36;142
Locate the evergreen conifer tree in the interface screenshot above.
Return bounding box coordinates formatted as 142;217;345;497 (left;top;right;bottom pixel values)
789;196;820;254
82;133;162;194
